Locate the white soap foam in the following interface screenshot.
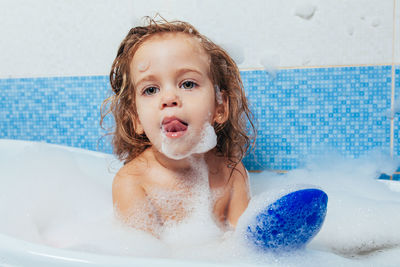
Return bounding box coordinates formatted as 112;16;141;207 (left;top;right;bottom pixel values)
247;152;400;261
347;25;354;36
137;61;150;72
389;99;400;119
215;85;223;105
294;4;317;20
1;140;400;266
220;42;245;65
160;122;217;160
302;57;312;66
260;53;280;79
370;17;381;27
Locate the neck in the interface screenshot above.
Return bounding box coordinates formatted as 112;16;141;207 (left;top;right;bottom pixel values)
151;146;211;172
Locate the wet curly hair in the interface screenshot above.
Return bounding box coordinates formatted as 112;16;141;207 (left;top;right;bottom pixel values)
101;16;256;167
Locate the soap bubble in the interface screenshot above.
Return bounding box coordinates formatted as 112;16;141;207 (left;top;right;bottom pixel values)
160;122;217;160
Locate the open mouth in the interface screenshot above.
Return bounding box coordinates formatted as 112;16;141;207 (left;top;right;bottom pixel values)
162;117;188;138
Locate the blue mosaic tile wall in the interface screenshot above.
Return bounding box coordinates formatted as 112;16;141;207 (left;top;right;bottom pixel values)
394;66;400;157
0;76;113;153
242;66;393;170
0;65;398;171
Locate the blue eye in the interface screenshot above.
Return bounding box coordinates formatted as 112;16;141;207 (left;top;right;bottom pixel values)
143;86;159;95
180;81;197;90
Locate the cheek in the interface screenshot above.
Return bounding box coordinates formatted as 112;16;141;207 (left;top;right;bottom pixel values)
135;98;161;133
202;95;216;120
191;99;216;121
135;99;150;124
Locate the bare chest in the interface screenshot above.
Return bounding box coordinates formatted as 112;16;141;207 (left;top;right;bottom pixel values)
144;175;231;227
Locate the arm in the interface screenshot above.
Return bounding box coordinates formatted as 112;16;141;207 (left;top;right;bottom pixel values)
112;172;162;237
226;162;251;227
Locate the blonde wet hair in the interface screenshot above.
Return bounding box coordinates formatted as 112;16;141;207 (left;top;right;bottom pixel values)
101;16;256;168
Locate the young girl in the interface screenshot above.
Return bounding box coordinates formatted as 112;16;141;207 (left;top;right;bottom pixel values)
101;17;255;237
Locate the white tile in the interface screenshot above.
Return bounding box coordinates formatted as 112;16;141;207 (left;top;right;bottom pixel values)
165;0;395;68
253;0;394;68
394;0;400;63
0;0;396;78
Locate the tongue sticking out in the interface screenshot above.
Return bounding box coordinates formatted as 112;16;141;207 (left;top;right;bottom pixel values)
163;120;188;138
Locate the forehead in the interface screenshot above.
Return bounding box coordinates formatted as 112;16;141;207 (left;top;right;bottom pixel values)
142;32;206;52
131;32;210;68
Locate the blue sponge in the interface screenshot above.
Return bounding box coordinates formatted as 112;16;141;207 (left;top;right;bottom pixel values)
246;188;328;252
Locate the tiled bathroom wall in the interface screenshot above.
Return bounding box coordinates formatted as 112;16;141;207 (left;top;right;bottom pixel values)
1;65;398;171
0;76;111;153
0;0;399;172
243;66;394;170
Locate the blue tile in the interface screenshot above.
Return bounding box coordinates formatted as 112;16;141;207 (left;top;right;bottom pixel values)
241;66;392;170
0;66;395;170
0;76;113;154
392;174;400;181
394;65;400;157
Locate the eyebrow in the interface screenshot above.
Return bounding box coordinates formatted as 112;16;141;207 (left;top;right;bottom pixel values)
175;68;203;77
134;68;204;89
134;75;157;89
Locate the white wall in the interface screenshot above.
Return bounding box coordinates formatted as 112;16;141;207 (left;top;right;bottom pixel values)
0;0;398;78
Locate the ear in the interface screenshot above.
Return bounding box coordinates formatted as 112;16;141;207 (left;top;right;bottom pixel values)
214;92;229;124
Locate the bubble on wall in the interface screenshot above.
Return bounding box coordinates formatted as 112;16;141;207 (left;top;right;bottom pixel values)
260;53;280;79
220;43;245;65
294;4;317;20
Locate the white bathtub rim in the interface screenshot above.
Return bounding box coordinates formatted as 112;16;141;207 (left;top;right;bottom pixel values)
0;138;114;159
0;232;249;267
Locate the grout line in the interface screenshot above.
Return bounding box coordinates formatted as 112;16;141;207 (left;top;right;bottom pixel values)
248;170;288;174
391;66;395;158
0;73;110;80
240;62;397;72
390;0;397;158
248;170;263;173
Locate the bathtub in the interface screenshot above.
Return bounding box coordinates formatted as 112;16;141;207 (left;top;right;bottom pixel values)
0;139;247;266
0;233;229;267
1;139;400;266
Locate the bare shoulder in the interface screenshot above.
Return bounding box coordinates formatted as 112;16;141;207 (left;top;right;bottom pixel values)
229;161;249;184
112;155;150;213
207;152;249;188
207;152;250;226
226;161;250;202
225;160;251;227
113;155;148;188
112;151;163;235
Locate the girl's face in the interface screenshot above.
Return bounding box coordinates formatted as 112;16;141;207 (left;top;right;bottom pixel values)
130;33;225;159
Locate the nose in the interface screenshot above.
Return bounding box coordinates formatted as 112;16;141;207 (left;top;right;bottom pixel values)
160;88;181;109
